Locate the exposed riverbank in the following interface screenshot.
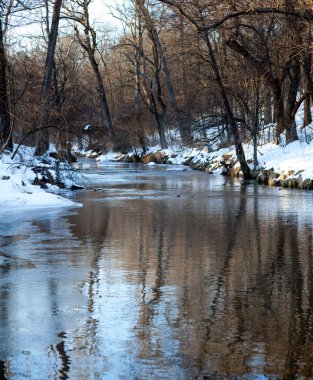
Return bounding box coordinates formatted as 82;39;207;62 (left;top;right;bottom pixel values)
95;139;313;190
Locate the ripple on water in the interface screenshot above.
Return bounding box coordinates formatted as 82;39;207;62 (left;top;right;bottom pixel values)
0;162;313;378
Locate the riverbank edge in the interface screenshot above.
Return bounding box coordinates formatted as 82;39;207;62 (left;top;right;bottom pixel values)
0;146;84;210
100;147;313;191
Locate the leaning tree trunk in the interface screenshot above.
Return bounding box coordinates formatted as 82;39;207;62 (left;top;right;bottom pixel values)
74;0;115;142
35;0;62;156
89;53;115;140
0;18;12;152
204;31;251;179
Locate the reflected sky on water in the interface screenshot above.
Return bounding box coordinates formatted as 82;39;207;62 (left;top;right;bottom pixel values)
0;161;313;379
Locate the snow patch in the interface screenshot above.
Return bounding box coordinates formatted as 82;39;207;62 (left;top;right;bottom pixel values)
0;146;82;211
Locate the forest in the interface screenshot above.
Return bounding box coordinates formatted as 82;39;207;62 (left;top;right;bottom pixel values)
2;2;313;378
0;0;313;180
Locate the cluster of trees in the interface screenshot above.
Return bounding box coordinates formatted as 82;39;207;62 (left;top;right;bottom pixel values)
1;0;313;177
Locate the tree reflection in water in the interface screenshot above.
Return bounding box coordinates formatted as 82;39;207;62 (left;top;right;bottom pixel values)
0;360;6;379
1;165;313;378
63;175;313;378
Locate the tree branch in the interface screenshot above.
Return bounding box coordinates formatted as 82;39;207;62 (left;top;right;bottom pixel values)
157;1;313;32
291;92;310;119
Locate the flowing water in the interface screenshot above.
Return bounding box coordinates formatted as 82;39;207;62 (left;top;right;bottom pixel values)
0;161;313;379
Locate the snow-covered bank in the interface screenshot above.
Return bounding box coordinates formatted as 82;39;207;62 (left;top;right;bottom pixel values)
95;136;313;189
186;139;313;178
0;146;82;210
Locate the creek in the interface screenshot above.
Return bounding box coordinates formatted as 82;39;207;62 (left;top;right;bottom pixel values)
0;160;313;379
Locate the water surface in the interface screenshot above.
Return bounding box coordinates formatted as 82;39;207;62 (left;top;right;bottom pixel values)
0;161;313;379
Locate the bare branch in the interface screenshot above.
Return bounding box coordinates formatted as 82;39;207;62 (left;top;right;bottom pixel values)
157;1;313;32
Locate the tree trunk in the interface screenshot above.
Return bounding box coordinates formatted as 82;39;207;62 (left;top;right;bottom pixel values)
179;15;192;141
89;54;115;140
263;92;273;125
179;16;188;108
303;53;312;127
204;31;250;179
136;0;190;142
35;0;62;156
150;79;168;149
0;18;12;151
285;118;297;144
283;0;301;144
135;10;146;153
284;56;301;144
253;76;260;170
156;111;168;149
303;91;312;128
269;77;284;143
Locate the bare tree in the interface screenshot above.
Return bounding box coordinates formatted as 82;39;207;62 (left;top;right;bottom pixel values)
35;0;62;155
0;16;11;151
160;0;312;145
224;0;305;144
113;1;169;148
0;0;21;152
135;0;191;143
64;0;115;142
155;0;251;178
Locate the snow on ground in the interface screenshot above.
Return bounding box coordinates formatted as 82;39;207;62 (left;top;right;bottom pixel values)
95;129;313;183
96;151;123;162
255;140;313;179
188;139;313;180
188;137;313;178
75;99;313;185
0;146;82;210
122;124;313;182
